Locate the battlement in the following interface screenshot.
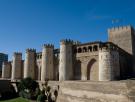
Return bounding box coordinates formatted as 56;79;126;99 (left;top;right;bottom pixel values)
43;44;54;48
108;25;132;32
13;52;22;56
60;39;74;45
26;48;36;52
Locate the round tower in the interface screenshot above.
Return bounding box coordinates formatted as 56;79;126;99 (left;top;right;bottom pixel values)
59;39;73;81
99;45;120;81
11;52;22;80
2;61;11;79
24;49;36;79
41;44;54;81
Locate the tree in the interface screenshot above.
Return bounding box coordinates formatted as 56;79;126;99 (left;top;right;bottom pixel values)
18;77;39;99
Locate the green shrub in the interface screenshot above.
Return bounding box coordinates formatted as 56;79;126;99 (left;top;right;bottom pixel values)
18;77;39;99
19;90;31;99
37;93;47;102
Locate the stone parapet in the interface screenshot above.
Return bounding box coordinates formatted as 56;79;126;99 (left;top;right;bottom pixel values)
108;25;131;32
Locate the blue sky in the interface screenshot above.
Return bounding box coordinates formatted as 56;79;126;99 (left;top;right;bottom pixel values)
0;0;135;60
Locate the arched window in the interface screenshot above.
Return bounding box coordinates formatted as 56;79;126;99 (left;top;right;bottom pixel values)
40;55;41;59
78;48;82;53
83;47;87;52
88;46;92;52
93;45;98;51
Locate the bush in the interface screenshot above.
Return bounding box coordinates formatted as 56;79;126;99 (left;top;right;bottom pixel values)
18;77;39;99
19;91;31;99
37;94;47;102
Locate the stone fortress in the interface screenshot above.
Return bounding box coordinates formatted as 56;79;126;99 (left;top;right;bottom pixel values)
1;25;135;82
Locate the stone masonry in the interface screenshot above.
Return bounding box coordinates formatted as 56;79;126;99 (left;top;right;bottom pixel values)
1;25;135;81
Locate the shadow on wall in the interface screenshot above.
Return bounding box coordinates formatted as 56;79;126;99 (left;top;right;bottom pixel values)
74;60;81;80
0;80;18;100
87;59;97;80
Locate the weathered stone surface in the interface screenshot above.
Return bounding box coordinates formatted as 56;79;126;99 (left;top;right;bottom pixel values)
2;62;11;79
41;44;54;81
11;53;22;80
2;25;135;83
59;40;73;81
57;81;135;102
24;49;36;79
99;48;120;81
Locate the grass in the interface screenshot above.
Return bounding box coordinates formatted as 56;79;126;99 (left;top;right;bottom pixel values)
0;97;30;102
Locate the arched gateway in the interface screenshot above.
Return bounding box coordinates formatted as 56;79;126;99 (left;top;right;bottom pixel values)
87;59;99;81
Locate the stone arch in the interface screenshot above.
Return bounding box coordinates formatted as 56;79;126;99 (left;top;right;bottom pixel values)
78;48;82;53
83;47;87;52
87;59;99;80
93;45;98;51
88;46;92;52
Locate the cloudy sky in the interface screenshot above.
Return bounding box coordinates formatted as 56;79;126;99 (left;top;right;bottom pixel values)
0;0;135;59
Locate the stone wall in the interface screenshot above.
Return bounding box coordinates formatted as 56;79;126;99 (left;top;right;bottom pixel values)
57;81;135;102
74;52;99;81
11;52;22;80
2;62;11;79
99;48;120;81
74;42;100;81
24;49;36;79
41;44;54;81
59;40;73;81
108;25;135;77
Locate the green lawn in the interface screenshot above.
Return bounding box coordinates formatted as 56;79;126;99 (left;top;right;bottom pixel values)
0;97;30;102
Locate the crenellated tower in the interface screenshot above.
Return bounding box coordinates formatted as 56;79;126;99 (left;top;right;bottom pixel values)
59;39;73;81
11;52;22;80
108;25;135;55
41;44;54;81
99;43;120;81
108;25;135;76
24;49;36;79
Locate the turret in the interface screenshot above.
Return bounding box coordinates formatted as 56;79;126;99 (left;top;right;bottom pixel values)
11;52;22;80
99;44;120;81
59;39;74;81
24;48;36;79
41;44;54;81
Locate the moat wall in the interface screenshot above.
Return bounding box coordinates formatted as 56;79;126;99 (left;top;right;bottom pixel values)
56;81;135;102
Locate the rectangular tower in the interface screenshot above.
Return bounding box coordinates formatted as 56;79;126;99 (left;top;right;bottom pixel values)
108;25;135;55
108;25;135;76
